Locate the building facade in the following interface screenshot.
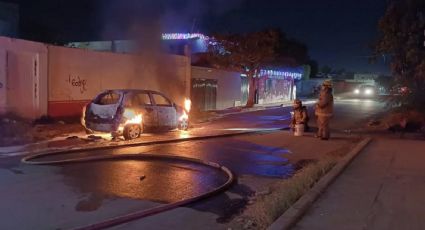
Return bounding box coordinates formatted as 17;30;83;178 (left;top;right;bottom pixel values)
0;36;190;119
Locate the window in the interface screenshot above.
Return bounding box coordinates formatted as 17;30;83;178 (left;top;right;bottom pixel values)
136;93;152;105
152;93;172;106
124;93;152;106
95;92;121;105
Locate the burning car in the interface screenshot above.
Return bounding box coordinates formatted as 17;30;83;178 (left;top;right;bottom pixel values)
82;89;190;140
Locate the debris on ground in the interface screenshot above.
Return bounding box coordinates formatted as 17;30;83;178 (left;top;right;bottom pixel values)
87;135;103;140
368;120;381;126
383;109;425;133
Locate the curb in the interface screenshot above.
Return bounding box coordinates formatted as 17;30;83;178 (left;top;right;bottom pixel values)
9;127;289;157
267;137;372;230
214;100;316;117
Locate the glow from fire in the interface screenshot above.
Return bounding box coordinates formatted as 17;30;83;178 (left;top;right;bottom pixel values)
119;109;143;132
125;114;143;125
184;98;191;112
179;98;191;121
179;111;188;121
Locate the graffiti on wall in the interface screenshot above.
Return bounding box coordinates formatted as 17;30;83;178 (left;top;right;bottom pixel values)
67;75;87;94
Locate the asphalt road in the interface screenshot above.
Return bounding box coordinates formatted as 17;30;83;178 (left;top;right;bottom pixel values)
0;99;386;229
75;99;383;201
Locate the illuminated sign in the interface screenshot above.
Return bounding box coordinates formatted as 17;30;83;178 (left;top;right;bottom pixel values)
161;33;209;40
259;69;303;80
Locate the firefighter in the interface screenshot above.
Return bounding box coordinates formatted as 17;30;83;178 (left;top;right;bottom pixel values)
291;99;310;132
315;80;334;140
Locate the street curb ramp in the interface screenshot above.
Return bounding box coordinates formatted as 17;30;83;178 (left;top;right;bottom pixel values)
267;137;372;230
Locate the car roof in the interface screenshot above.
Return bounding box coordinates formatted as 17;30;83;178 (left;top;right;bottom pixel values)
103;89;162;94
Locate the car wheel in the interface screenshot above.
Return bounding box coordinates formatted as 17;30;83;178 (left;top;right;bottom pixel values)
178;118;189;131
123;124;142;140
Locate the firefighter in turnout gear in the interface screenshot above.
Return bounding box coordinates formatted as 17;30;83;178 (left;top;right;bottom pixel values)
315;80;334;140
291;99;310;132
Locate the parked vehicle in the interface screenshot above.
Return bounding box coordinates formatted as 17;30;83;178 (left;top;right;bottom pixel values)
83;89;190;140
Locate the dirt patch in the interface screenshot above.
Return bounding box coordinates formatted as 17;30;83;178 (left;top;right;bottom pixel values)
32;123;85;141
0;115;33;147
0;113;85;147
365;108;425;136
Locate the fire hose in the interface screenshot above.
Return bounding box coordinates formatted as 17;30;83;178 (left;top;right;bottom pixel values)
21;152;235;230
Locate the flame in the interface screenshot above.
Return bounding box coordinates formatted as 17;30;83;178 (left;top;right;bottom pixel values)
179;98;191;122
125;114;143;125
179;110;188;121
119;109;143;132
184;98;191;112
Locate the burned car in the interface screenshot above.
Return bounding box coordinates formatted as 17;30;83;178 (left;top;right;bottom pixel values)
83;89;190;140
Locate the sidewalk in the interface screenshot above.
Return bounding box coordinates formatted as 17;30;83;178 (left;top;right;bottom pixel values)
212;98;316;116
294;138;425;230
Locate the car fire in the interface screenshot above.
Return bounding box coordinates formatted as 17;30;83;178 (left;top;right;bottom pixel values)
83;90;191;140
178;98;191;130
179;98;191;122
118;109;143;132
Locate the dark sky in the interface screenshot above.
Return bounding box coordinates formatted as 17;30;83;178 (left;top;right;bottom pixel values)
5;0;390;73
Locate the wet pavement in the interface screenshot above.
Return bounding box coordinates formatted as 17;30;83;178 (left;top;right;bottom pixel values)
26;135;293;203
0;99;386;229
0;104;295;156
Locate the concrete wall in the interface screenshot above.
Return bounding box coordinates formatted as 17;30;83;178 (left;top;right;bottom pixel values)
0;37;48;118
48;45;190;117
191;66;241;110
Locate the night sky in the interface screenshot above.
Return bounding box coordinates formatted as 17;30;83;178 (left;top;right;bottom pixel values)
5;0;390;73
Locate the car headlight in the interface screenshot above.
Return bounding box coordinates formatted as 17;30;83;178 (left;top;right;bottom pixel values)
364;89;373;95
354;89;360;94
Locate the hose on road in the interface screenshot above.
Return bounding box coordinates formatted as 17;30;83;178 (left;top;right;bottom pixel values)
21;151;235;230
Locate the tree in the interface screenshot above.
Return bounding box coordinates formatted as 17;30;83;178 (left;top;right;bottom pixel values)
374;0;425;108
307;59;319;78
270;29;310;66
207;30;279;107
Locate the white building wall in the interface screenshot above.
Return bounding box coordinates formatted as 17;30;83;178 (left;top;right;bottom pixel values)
0;36;48;118
191;66;241;110
0;49;6;114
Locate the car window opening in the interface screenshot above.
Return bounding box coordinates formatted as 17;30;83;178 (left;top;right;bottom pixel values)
94;92;121;105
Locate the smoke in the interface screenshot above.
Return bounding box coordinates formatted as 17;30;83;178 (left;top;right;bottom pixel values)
97;0;243;104
98;0;243;39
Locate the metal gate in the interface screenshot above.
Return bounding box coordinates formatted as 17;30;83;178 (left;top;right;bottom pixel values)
191;78;217;111
241;76;248;106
